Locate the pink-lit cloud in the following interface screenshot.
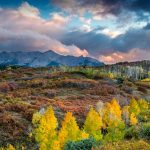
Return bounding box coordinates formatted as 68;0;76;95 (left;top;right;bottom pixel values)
99;49;150;64
0;2;88;57
0;1;150;63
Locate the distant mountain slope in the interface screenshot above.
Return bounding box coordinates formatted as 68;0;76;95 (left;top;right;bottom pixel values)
116;60;150;69
0;50;104;67
108;60;150;70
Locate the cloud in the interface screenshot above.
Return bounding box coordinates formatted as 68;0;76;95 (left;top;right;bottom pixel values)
52;0;150;22
80;25;92;32
62;27;150;53
113;29;150;51
80;17;91;25
53;0;150;14
100;28;122;38
131;0;150;13
18;2;40;18
52;0;123;16
0;2;88;57
60;27;150;63
99;49;150;64
0;3;70;38
0;27;88;57
0;1;149;63
61;30;112;56
144;23;150;30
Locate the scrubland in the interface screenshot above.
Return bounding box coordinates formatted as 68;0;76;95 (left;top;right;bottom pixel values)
0;67;149;149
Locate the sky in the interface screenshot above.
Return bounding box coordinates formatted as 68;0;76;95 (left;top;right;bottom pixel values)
0;0;150;64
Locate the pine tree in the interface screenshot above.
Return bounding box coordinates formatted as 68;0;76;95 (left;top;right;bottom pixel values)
84;107;102;141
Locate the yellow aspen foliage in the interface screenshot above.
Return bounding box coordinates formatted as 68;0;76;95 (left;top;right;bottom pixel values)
32;106;59;150
39;143;47;150
102;102;116;127
129;98;140;116
32;112;42;125
103;99;123;128
80;130;89;139
110;98;122;118
108;73;114;79
84;107;102;141
58;112;87;148
130;113;138;126
51;140;61;150
7;145;15;150
103;101;125;142
122;106;130;125
58;127;68;148
96;101;104;117
104;120;125;142
138;99;149;112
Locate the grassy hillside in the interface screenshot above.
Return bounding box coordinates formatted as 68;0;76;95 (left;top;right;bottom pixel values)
0;66;149;149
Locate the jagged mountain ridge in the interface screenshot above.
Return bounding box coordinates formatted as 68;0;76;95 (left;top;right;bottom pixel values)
0;50;104;67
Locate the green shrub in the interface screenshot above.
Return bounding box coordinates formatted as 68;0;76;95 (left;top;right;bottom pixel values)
64;138;97;150
104;128;125;142
104;121;125;142
140;122;150;139
124;126;140;139
95;140;150;150
138;110;150;122
117;77;124;84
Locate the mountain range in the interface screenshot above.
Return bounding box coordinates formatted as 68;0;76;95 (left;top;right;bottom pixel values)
0;50;104;67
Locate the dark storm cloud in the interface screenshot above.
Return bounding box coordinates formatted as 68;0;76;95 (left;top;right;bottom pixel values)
61;31;112;55
52;0;125;15
52;0;150;16
78;0;125;15
112;29;150;51
61;28;150;56
131;0;150;13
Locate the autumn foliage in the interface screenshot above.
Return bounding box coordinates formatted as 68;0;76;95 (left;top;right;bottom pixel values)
58;112;89;148
84;107;102;141
31;98;149;150
32;106;60;150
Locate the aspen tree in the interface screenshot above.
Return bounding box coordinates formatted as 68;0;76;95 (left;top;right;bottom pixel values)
84;107;102;141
